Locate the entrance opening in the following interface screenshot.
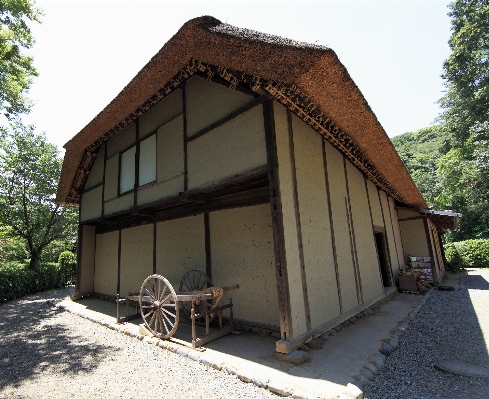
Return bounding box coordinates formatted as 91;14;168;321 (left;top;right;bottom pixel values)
374;232;392;287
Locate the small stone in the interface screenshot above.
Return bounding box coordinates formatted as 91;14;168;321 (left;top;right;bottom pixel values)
158;340;168;349
176;347;190;357
187;350;200;361
364;308;373;315
260;329;271;337
224;364;237;375
353;374;371;387
251;374;269;388
319;332;330;341
379;348;390;357
360;368;375;381
329;329;337;336
199;354;213;367
123;329;131;336
388;338;399;349
382;343;394;354
210;357;224;370
306;338;323;350
343;320;352;327
275;349;311;365
363;362;378;375
236;368;253;383
356;312;365;318
334;325;342;332
349;317;357;323
268;380;292;397
368;353;386;369
299;344;309;351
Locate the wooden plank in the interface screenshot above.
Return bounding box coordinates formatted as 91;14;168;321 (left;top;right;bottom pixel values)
263;100;293;341
193;326;233;347
287;109;311;331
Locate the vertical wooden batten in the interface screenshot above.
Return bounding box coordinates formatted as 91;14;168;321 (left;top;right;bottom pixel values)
153;222;157;274
287;110;311;331
344;159;363;304
182;83;188;192
117;227;122;296
322;139;342;314
204;212;212;281
263;100;293;341
386;196;401;272
365;179;388;291
75;224;83;295
423;218;436;284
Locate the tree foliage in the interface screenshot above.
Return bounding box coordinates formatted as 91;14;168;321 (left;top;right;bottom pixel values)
0;0;42;119
0;120;78;269
439;0;489;142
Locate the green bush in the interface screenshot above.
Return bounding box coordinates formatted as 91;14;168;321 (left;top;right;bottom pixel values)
445;239;489;270
0;262;60;303
58;251;77;285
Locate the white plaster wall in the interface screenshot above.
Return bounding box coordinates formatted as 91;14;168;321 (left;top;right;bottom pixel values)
79;225;95;293
85;144;105;189
187;105;267;190
399;219;430;258
346;161;384;302
210;204;279;327
366;180;383;228
186;76;254;138
324;142;359;313
273;102;307;337
104;193;133;215
389;198;406;271
104;155;118;201
139;88;183;139
94;231;118;295
80;186;103;222
291;115;340;327
155;215;206;287
139;134;156;186
106;123;136;158
120;225;154;295
157;115;184;182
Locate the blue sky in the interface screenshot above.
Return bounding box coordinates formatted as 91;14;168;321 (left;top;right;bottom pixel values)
24;0;452;152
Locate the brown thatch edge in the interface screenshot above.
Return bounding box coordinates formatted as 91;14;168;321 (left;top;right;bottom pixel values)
57;16;426;210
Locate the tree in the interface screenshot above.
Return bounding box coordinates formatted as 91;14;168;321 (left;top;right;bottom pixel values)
0;0;42;119
439;0;489;142
0;120;78;269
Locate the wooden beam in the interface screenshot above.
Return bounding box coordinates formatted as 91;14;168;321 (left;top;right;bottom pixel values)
263;100;293;341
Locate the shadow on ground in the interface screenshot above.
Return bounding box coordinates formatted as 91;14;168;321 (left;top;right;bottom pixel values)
0;290;120;391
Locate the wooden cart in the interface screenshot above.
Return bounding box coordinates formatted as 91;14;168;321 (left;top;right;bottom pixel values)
116;270;239;348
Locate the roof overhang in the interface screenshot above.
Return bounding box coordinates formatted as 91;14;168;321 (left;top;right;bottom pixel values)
56;16;426;210
421;209;462;233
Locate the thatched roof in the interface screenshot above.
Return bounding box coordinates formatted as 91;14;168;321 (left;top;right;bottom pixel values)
56;16;426;209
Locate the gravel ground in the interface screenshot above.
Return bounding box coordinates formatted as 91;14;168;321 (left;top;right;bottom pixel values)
364;269;489;399
0;288;277;399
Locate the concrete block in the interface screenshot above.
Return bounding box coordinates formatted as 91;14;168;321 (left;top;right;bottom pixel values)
251;374;269;388
176;347;190;357
187;350;200;361
363;362;378;375
236;368;253;383
223;364;237;375
368;353;386;369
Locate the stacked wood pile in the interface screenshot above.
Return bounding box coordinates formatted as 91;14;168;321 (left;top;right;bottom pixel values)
399;268;431;292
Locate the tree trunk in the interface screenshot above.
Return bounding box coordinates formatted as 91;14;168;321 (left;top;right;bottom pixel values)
29;249;41;270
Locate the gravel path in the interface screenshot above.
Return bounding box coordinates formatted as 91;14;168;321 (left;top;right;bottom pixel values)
0;288;277;399
364;269;489;399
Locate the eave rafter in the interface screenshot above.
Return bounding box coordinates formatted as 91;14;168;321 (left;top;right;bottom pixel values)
65;59;407;206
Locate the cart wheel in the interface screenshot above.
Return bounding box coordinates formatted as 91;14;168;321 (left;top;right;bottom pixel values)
139;274;179;339
179;270;215;320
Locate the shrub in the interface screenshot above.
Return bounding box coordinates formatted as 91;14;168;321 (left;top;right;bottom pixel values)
445;239;489;270
58;251;77;285
0;262;60;303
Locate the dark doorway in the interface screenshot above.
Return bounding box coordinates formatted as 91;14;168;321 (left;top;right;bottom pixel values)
374;232;392;287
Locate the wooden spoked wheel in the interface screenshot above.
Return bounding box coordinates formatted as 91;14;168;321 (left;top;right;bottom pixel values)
179;270;215;321
139;274;179;339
